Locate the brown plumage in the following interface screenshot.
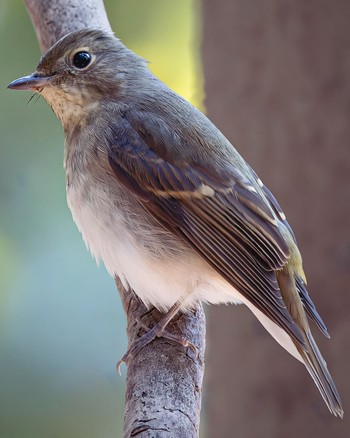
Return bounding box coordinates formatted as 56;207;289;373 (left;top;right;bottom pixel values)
8;28;343;417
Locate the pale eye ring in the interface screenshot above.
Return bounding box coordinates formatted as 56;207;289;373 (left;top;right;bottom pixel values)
72;51;92;69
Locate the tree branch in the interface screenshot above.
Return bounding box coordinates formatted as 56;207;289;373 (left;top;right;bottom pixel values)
23;1;206;436
25;0;111;52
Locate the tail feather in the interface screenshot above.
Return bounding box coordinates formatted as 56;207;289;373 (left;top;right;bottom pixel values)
295;277;330;338
246;295;343;417
276;263;343;417
295;330;343;417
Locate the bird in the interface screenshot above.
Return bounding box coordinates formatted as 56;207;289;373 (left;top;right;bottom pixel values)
8;28;343;417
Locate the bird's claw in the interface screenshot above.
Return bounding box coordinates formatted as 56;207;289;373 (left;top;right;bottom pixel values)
116;321;198;374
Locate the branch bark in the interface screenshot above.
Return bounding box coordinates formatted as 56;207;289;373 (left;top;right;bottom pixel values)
23;1;205;436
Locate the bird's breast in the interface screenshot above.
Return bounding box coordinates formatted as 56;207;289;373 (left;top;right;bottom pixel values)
64;154;240;311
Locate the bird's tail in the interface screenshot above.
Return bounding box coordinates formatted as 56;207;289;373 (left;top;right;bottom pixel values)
276;260;343;417
274;257;344;417
246;296;343;417
294;330;343;417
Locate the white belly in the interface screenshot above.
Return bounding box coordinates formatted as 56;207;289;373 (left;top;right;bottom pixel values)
66;179;241;312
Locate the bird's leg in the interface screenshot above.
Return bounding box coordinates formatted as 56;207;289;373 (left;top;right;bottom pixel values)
117;300;198;373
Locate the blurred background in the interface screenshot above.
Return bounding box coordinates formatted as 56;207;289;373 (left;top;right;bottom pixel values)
1;1;349;437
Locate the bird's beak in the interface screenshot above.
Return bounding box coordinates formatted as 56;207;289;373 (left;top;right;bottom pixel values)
7;73;52;91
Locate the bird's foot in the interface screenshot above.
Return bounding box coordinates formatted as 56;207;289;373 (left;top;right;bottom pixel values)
117;316;198;374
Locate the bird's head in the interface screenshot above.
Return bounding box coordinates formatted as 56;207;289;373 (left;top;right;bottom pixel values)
8;28;147;125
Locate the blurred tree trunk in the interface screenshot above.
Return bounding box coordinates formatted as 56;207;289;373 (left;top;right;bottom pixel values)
202;1;350;436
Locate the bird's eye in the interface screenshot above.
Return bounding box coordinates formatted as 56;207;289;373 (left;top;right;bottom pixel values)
72;51;92;69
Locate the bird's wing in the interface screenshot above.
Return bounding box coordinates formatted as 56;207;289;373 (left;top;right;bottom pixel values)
245;166;329;337
107;115;307;348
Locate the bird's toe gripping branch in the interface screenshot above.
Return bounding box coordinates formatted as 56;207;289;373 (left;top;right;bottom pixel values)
117;302;199;374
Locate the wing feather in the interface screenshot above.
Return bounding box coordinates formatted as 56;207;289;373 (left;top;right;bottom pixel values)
107;129;307;349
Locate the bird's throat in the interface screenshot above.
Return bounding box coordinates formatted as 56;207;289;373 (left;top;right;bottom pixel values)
40;86;93;129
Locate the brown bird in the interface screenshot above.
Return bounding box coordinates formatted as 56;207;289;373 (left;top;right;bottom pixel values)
8;28;343;417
